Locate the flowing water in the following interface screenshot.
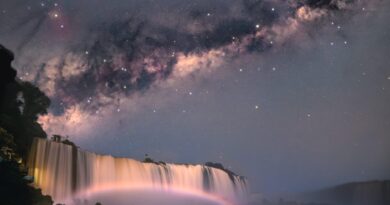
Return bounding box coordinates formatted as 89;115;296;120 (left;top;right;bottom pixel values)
28;138;248;205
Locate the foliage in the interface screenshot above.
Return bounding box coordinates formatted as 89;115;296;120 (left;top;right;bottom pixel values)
142;154;167;165
0;127;17;161
205;162;238;177
0;45;53;204
0;82;50;159
0;45;50;159
261;198;330;205
143;157;156;163
0;160;53;205
51;135;78;147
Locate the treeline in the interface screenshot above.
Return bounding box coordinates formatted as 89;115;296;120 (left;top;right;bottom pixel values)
0;45;52;205
260;198;329;205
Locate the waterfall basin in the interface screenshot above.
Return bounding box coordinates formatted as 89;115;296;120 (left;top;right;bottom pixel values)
66;188;226;205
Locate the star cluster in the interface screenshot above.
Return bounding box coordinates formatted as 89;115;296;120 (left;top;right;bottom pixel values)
0;0;376;123
0;0;389;195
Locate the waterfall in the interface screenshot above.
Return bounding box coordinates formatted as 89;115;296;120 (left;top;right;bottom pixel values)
28;138;248;205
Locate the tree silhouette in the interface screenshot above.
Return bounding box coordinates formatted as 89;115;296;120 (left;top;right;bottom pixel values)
0;44;50;159
0;45;53;204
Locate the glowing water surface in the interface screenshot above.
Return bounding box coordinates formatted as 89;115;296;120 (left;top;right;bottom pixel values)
68;188;225;205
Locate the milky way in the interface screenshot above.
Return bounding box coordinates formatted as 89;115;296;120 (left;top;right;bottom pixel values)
1;0;389;195
0;0;376;130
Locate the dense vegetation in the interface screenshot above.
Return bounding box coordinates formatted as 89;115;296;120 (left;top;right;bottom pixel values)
0;160;53;205
0;45;52;205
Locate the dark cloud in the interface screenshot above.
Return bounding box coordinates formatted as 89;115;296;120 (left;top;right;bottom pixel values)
242;0;280;24
1;0;388;196
13;0;362;116
305;0;340;9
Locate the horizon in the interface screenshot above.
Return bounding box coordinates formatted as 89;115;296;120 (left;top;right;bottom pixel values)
1;0;390;204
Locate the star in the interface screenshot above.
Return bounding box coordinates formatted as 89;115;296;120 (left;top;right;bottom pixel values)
255;105;259;110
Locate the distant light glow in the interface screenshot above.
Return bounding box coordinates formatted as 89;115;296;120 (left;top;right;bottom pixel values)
67;185;236;205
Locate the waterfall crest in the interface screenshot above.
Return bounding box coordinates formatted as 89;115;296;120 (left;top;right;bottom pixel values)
28;138;248;204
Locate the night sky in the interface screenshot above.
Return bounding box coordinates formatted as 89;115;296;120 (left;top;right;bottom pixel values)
1;0;389;197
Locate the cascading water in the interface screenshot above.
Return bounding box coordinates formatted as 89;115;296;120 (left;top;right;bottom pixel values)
28;138;248;205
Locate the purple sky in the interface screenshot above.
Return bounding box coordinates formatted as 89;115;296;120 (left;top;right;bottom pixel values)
0;0;389;195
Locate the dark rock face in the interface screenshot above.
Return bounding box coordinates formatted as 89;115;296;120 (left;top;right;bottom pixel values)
301;180;390;205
